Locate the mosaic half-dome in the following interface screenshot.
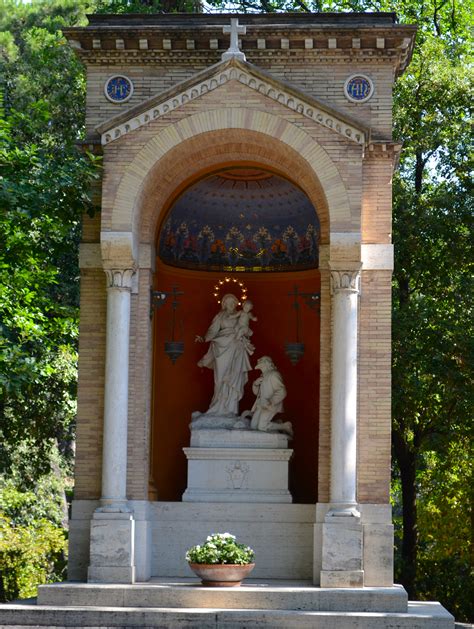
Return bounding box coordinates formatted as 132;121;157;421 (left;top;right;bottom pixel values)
158;168;320;272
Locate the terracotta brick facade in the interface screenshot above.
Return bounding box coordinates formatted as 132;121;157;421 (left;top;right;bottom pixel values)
74;269;106;499
71;13;414;507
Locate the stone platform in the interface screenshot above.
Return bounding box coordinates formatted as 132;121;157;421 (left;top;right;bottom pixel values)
183;429;293;503
0;581;455;628
37;580;408;612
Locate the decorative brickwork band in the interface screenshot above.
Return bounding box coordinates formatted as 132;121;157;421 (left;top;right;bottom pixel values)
100;62;366;146
104;268;135;290
330;269;361;294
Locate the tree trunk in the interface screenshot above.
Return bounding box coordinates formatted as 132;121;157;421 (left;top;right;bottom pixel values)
414;151;425;193
393;430;418;598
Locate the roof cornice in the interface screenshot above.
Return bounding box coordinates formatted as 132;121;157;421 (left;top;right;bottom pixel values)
64;13;416;77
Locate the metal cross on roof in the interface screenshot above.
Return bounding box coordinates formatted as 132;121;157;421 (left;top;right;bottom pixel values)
222;17;246;62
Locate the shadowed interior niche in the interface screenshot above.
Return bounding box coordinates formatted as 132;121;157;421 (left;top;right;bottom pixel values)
151;167;321;504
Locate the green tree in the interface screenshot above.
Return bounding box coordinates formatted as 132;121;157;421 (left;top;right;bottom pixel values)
0;112;99;473
94;0;202;12
391;17;473;612
0;0;99;600
416;440;474;621
0;444;70;601
0;0;99;474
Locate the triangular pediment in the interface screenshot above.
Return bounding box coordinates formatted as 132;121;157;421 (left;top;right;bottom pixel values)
97;57;369;146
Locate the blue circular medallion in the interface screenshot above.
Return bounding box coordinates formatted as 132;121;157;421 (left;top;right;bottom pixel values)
344;75;373;103
104;75;134;103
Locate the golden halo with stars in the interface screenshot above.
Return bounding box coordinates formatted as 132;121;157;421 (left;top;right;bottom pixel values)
213;276;248;305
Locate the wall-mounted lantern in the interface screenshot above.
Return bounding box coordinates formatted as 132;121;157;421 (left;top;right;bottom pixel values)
150;286;184;364
284;285;320;365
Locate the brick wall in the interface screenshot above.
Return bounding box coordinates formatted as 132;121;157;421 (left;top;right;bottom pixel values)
74;269;106;499
99;82;363;238
74;43;395;505
86;60;393;139
358;270;392;502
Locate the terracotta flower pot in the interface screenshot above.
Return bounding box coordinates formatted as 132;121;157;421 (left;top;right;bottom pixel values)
188;562;255;587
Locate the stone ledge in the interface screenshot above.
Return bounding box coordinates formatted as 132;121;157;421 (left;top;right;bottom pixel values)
0;602;455;628
182;488;293;503
150;500;314;521
38;580;408;613
190;428;290;449
183;447;293;461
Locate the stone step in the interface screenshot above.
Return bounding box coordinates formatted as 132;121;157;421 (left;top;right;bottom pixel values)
37;580;408;613
0;601;455;628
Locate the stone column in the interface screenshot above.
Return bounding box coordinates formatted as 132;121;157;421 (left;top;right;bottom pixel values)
101;268;134;510
88;267;136;584
320;267;364;587
328;268;360;515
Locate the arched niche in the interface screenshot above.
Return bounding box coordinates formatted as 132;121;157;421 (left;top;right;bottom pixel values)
150;167;321;504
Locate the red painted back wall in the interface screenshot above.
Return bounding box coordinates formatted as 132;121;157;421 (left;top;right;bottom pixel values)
151;262;320;504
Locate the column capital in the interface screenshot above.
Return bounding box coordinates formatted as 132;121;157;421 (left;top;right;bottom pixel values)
104;268;135;290
330;268;361;294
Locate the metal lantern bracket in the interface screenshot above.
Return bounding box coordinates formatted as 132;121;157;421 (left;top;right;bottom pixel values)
150;286;184;314
285;286;320;365
150;286;185;364
287;285;320;316
301;291;320;311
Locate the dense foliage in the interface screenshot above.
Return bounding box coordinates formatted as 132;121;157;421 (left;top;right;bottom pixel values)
0;0;99;474
389;4;473;619
186;533;255;564
0;445;69;601
0;0;471;619
0;0;98;601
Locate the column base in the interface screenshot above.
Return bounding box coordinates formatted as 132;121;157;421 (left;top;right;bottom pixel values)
313;503;394;586
326;502;360;518
320;513;364;588
96;500;131;514
88;566;136;583
87;510;136;584
320;569;364;588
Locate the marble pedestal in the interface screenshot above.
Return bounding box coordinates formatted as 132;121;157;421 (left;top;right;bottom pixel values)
87;511;136;584
182;429;293;503
320;514;364;587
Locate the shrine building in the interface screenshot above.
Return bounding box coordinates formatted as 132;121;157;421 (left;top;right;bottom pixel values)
63;11;415;587
1;11;449;628
0;12;443;629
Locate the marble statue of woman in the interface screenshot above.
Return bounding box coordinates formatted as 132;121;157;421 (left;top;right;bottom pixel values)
195;293;252;417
